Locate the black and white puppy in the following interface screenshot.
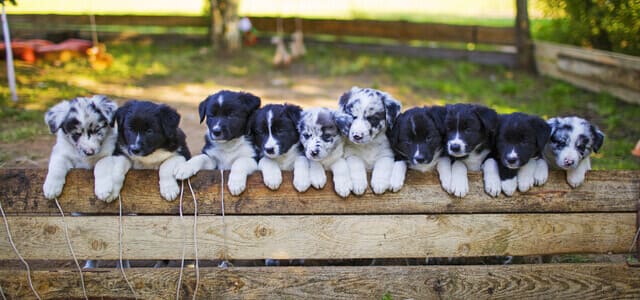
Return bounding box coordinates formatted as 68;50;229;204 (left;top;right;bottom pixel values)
388;106;450;192
250;103;310;191
337;86;401;195
543;116;604;188
94;100;190;202
298;107;352;197
483;112;550;197
43;95;118;199
174;90;260;195
442;103;498;197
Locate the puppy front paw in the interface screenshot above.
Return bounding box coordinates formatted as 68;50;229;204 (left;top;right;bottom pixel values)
501;178;517;196
293;174;311;192
351;175;368;195
43;177;65;199
333;177;352;198
484;175;501;197
449;175;468;198
566;171;585;188
389;172;405;193
370;175;389;194
309;169;327;189
518;172;535;193
159;179;180;201
262;169;282;190
533;160;548;186
174;161;200;180
228;174;247;196
94;178;114;202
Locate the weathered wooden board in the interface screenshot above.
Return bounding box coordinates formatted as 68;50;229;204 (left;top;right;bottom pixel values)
534;41;640;104
0;169;637;215
0;263;639;299
0;214;633;260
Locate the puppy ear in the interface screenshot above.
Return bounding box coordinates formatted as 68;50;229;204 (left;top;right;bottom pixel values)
284;104;303;127
44;100;71;133
382;94;402;130
531;115;551;152
90;95;118;127
427;105;447;137
246;108;257;136
198;95;212;124
297;111;308;133
158;104;181;142
473;106;498;138
239;92;261;112
387;115;401;149
334;112;353;136
590;124;605;153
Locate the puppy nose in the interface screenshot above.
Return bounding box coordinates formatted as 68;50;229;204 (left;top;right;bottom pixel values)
352;133;363;141
265;147;275;155
211;128;222;137
449;143;461;153
129;144;141;155
506;157;518;165
83;149;95;156
563;158;575;167
414;154;426;163
310;149;320;157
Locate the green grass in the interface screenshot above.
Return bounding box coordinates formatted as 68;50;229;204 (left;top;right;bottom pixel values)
1;40;638;169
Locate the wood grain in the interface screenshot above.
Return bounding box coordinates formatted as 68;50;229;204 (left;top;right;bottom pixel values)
1;169;637;215
0;263;639;299
0;214;633;260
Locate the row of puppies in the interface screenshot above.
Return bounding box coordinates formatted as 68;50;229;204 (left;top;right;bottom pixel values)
43;87;604;201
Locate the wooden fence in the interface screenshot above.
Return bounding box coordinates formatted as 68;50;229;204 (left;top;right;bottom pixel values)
0;168;639;298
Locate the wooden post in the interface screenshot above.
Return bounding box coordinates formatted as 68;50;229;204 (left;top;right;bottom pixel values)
209;0;240;52
515;0;534;70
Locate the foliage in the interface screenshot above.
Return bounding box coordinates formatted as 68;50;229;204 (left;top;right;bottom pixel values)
534;0;640;56
0;0;17;6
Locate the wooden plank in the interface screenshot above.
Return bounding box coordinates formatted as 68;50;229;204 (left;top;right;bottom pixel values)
0;214;633;260
0;169;637;215
0;264;639;299
7;14;208;27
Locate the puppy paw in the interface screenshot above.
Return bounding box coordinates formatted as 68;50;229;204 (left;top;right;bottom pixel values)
370;175;389;194
518;173;535;193
389;171;405;193
293;174;311;192
309;169;327;189
43;177;65;199
567;171;585;188
533;160;548;186
228;175;247;196
262;169;282;190
94;175;114;202
333;177;352;198
501;178;517;196
351;175;368;195
449;175;468;198
174;161;200;180
484;175;501;197
159;179;180;201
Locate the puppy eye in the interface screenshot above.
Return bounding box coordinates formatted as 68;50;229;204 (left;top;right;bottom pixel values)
71;133;81;140
146;128;153;135
322;134;332;140
302;133;311;139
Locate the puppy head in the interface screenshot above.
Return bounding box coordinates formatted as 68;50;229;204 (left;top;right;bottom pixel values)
337;86;401;144
444;104;497;157
389;106;446;165
496;113;550;169
546;116;604;169
251;104;302;158
45;95;117;157
198;90;261;143
115;100;181;156
298;108;344;161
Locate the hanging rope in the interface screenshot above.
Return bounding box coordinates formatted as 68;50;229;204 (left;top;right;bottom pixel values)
176;181;187;300
218;170;232;268
118;195;137;299
187;179;200;300
0;283;6;300
0;199;41;300
54;198;88;300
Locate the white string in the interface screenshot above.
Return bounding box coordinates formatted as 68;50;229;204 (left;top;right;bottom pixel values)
0;283;6;300
0;199;41;299
176;181;186;300
629;226;640;254
187;179;200;300
218;170;232;268
118;195;137;299
54;198;88;300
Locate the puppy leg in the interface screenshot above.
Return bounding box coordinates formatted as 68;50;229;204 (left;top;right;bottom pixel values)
330;158;352;198
371;157;394;194
259;157;282;190
94;156;115;201
436;156;453;193
293;156;311;192
346;156;368;195
159;155;187;201
43;155;72;199
449;160;469;197
482;158;501;197
567;157;590;188
501;177;518;196
228;157;258;196
389;161;407;193
309;160;327;189
533;158;549;186
174;154;216;180
105;156;132;202
517;159;537;192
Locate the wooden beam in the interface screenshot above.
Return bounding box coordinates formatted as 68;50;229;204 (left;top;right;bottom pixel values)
515;0;534;70
0;264;639;299
0;214;633;260
0;169;637;215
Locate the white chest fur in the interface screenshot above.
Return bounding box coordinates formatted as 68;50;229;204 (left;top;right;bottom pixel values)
319;140;345;170
343;133;394;169
204;136;255;170
272;145;301;171
129;149;177;169
461;148;490;171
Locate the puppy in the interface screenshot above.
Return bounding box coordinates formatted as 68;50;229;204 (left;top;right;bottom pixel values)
43;95;118;199
337;86;401;195
388;106;450;192
250;103;310;191
298;107;352;197
94;100;190;202
442;103;498;197
543;116;604;188
174;90;260;195
483;112;550;197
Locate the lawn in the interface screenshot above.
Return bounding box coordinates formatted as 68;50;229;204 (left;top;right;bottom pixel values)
0;39;638;169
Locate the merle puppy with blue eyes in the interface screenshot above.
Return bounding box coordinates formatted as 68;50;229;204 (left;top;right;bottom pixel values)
543;116;604;188
94;100;191;202
388;106;450;192
174;90;260;195
250;103;311;191
483;112;550;197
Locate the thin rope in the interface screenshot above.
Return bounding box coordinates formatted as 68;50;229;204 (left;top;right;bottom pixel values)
0;199;41;300
187;179;200;300
176;181;186;300
218;170;232;268
0;283;6;300
54;198;88;300
118;195;137;299
629;226;640;254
